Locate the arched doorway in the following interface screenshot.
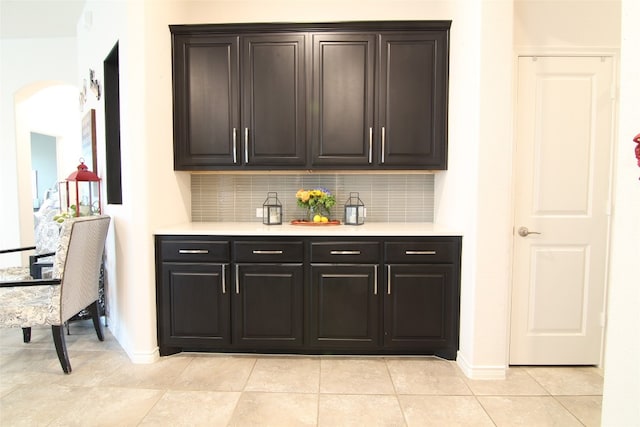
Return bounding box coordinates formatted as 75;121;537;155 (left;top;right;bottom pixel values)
12;82;80;264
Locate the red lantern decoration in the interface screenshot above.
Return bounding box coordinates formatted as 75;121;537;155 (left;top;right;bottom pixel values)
58;159;102;217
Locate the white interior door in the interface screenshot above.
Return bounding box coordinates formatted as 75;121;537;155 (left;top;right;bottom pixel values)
510;56;614;365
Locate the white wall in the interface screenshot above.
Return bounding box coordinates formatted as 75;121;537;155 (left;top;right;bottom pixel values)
601;0;640;423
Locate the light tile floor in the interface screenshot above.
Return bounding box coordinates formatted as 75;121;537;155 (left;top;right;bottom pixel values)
0;322;604;426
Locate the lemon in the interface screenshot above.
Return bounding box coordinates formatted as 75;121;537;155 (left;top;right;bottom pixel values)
321;216;329;223
313;214;322;223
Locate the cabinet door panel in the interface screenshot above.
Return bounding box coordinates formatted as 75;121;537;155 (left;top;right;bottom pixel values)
384;264;456;352
310;265;379;348
242;35;306;166
173;35;239;168
160;263;230;348
379;32;448;169
311;34;375;166
234;264;303;347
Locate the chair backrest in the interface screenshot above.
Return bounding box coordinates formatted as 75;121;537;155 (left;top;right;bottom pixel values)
33;208;61;255
52;215;111;322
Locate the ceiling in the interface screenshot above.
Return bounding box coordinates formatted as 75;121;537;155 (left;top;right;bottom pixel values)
0;0;85;39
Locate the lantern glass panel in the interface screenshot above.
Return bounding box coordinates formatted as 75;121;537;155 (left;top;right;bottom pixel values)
344;192;365;225
262;192;282;225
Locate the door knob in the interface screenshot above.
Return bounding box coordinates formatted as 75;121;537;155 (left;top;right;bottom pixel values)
518;226;542;237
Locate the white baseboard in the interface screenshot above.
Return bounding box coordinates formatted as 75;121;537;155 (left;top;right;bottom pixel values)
457;351;507;379
128;347;160;364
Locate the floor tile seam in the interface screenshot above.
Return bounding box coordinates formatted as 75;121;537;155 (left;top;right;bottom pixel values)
242;389;320;395
316;354;321;427
384;357;401;396
319;392;400;397
395;392;477;397
473;394;500;427
521;367;555;395
550;393;604;398
550;394;590;426
240;358;258;391
134;388;170;426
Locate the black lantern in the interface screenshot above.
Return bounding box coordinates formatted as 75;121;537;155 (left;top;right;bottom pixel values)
59;159;102;217
262;192;282;225
344;192;365;225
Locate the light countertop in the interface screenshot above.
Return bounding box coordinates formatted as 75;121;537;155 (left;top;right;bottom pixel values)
155;222;461;237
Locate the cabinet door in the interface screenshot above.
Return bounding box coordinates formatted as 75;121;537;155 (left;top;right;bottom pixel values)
159;263;230;353
242;34;306;166
378;32;449;169
172;34;240;169
311;34;375;167
384;264;458;357
234;263;304;348
310;264;379;348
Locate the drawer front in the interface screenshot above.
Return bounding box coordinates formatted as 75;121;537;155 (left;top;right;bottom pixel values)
385;240;457;264
160;240;230;262
311;242;380;264
234;241;303;263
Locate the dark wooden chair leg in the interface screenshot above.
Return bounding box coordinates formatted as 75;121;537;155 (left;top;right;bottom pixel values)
89;301;104;341
22;327;31;343
51;325;71;374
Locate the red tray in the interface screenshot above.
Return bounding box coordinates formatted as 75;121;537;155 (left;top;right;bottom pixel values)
290;220;341;226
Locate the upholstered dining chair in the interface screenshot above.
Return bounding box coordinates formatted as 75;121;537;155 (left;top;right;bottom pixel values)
0;215;111;374
0;207;61;281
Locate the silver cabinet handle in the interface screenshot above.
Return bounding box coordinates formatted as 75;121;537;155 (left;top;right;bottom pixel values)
368;127;373;164
221;263;226;294
405;250;437;255
235;264;240;294
252;250;283;254
518;226;542;237
381;126;386;163
330;250;361;255
178;249;209;254
232;128;237;163
373;264;378;295
244;127;249;163
387;264;391;295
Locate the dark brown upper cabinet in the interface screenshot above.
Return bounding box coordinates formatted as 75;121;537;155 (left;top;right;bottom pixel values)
170;22;450;171
242;34;306;167
378;32;449;169
172;34;240;168
311;33;376;167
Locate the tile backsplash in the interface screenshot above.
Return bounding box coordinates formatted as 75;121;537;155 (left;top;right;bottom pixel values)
191;173;434;223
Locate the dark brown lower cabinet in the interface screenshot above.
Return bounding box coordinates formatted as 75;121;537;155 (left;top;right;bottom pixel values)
159;262;230;355
384;264;458;359
309;264;379;349
233;263;304;348
155;235;461;358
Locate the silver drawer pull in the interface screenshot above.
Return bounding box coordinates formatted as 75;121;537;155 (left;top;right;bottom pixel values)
221;264;226;294
252;250;283;254
373;264;378;295
330;250;361;255
178;249;209;254
244;128;249;163
405;250;437;255
235;264;239;294
232;128;237;163
368;127;373;164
